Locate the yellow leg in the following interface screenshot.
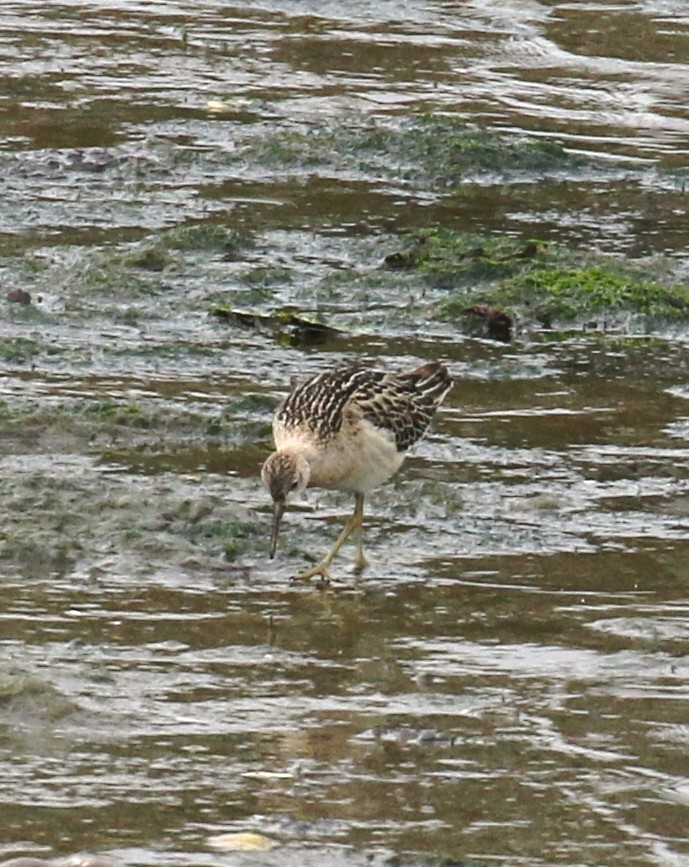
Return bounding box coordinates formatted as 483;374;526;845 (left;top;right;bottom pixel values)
293;493;365;583
353;495;369;574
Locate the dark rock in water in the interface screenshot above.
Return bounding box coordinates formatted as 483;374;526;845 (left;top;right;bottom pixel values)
6;289;32;305
462;303;515;342
382;250;418;269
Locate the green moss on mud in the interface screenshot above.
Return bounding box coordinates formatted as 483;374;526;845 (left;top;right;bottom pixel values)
0;669;75;719
79;251;164;296
439;261;689;327
189;518;258;561
57;223;252;300
76;401;153;428
125;246;171;272
0;337;41;363
242;265;293;288
0;400;197;456
381;115;579;182
222;521;259;561
245;116;581;185
0;538;76;580
388;229;689;327
386;229;546;287
162;223;251;255
499;267;689;323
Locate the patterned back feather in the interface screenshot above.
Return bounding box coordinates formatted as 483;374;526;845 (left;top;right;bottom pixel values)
357;361;452;450
276;361;451;451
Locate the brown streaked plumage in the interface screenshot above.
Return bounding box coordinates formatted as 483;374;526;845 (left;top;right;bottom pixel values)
261;361;452;582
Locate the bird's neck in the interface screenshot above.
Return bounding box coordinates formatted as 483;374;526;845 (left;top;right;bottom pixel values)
275;439;317;464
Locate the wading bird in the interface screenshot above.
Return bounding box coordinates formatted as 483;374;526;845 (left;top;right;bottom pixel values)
261;361;452;582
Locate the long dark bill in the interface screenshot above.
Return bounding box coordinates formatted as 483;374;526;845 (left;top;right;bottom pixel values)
269;498;285;559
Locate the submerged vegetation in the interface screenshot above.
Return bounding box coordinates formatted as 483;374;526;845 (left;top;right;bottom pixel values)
0;336;42;363
384;231;545;287
0;113;678;344
385;228;689;330
498;266;689;324
162;223;251;255
243;115;583;186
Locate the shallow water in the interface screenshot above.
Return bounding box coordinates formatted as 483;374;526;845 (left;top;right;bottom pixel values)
2;2;689;866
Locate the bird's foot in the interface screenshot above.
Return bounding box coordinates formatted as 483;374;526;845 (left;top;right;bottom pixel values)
353;552;369;575
291;561;336;584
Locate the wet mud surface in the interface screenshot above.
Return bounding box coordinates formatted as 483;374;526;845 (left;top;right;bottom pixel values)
3;2;689;866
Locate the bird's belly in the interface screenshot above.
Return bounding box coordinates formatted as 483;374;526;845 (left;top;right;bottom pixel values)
308;422;404;493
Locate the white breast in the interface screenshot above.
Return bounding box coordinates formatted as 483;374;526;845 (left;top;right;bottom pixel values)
307;419;405;493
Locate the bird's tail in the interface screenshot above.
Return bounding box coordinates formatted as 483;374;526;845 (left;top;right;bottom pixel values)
403;361;453;406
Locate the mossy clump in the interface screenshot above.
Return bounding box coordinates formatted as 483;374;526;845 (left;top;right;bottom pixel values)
388;115;580;184
206;391;274;439
124;245;171;272
439;262;689;327
385;228;689;328
241;265;293;288
222;393;277;415
0;337;41;363
500;267;689;324
77;250;163;297
221;521;259;561
0;669;75;719
385;228;545;287
383;228;689;328
162;223;251;256
76;401;153;428
191;519;258;561
244;116;582;186
248;128;336;168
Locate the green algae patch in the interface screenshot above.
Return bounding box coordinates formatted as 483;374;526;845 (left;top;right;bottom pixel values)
162;223;252;256
438;263;689;328
124;245;171;272
114;224;251;283
498;267;689;324
381;115;580;184
0;669;75;720
0;538;76;580
76;400;153;428
213;520;260;562
208;392;275;439
47;222;254;306
387;229;689;330
77;248;171;298
250;128;332;168
243;116;583;186
0;337;42;363
385;229;544;288
0;397;216;462
241;265;293;289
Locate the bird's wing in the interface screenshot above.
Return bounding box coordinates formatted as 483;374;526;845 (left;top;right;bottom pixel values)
275;363;451;451
352;362;452;451
275;367;383;443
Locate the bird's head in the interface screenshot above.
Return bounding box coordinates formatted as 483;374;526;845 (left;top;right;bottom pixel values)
261;450;311;558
